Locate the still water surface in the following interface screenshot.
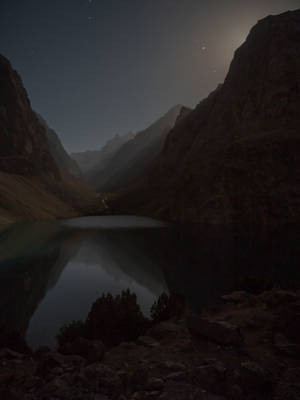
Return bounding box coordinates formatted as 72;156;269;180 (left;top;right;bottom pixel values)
0;216;168;347
0;216;298;348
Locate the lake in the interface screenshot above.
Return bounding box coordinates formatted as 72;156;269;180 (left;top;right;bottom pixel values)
0;216;298;348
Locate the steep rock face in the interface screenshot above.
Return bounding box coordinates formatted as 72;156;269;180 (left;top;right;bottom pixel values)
71;132;135;174
0;55;100;226
0;55;60;178
36;114;81;177
117;10;300;226
88;105;183;191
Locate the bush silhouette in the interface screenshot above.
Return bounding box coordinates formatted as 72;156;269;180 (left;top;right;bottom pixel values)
85;289;150;346
57;320;85;347
151;292;186;323
56;290;187;348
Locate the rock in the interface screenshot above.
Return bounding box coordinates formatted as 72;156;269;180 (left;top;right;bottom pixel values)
221;291;249;304
159;381;225;400
203;359;226;374
225;384;243;400
192;365;224;392
119;342;140;350
259;289;298;308
60;337;105;362
84;363;121;396
136;336;160;348
239;361;272;395
165;371;187;381
146;377;164;391
0;387;24;400
273;333;300;358
160;361;187;372
143;391;161;399
273;368;300;400
148;322;184;340
36;350;67;375
22;375;44;390
52;366;63;375
0;348;25;360
126;364;150;392
187;314;243;346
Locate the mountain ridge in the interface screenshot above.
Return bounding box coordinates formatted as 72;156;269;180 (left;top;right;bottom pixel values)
113;9;300;227
71;132;135;174
86;104;183;191
36;113;81;178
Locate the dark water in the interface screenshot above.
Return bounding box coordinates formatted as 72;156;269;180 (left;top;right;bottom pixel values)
0;216;298;348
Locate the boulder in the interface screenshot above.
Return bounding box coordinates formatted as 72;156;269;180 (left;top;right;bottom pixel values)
60;337;105;362
274;368;300;400
259;290;298;308
187;314;243;346
221;291;249;304
148;321;185;340
136;336;160;348
146;377;164;391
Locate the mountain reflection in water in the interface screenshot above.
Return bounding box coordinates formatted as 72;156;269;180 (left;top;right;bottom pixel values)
0;216;298;348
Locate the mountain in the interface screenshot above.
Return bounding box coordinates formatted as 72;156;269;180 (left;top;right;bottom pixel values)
0;55;60;178
0;55;98;227
114;10;300;227
86;104;183;191
70;132;135;174
36;114;81;177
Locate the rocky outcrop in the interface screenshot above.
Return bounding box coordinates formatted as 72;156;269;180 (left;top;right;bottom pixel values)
1;288;299;399
0;55;60;178
71;132;135;174
115;10;300;227
36;114;81;177
86;105;183;192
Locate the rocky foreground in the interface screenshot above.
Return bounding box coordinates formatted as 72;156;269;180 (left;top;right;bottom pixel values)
1;288;299;400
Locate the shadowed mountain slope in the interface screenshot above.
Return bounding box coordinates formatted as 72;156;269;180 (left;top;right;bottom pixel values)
86;105;183;192
71;132;135;174
0;55;98;227
114;10;300;227
36;114;81;177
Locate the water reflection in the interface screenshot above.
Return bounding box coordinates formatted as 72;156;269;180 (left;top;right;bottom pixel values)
0;217;298;348
0;217;168;347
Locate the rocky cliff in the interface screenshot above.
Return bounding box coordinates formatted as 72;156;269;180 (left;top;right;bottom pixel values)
36;114;81;177
0;55;99;227
0;55;60;178
87;105;183;192
115;10;300;226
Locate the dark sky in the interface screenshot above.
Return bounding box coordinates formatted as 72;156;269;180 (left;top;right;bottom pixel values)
1;0;299;152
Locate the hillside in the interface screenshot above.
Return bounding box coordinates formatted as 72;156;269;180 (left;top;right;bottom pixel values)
86;105;183;192
36;114;81;177
0;55;99;228
113;10;300;227
71;132;135;174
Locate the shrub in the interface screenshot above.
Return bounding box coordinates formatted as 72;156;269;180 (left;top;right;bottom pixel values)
85;289;150;346
150;292;186;323
56;319;85;347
